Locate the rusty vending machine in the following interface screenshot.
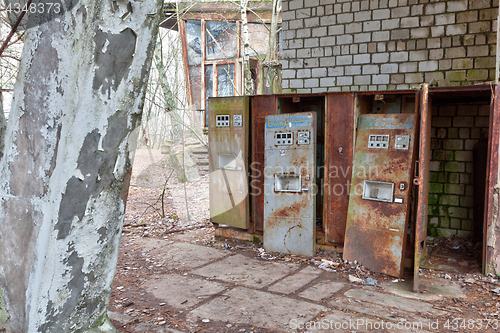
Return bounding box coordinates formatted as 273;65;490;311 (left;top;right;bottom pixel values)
344;112;418;277
263;112;317;256
208;97;250;229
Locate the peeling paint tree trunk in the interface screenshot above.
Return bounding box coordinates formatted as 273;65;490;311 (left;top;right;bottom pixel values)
0;1;162;332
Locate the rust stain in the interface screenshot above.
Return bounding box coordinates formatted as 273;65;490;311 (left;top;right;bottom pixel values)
269;199;308;219
344;227;403;276
284;224;307;254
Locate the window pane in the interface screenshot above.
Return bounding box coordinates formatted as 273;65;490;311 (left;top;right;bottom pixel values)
218;64;235;97
248;23;269;56
278;28;282;57
185;20;202;65
189;66;202;110
205;65;213;125
206;21;237;60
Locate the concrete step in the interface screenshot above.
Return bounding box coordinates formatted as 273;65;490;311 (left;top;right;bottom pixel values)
191;150;209;155
173;152;201;182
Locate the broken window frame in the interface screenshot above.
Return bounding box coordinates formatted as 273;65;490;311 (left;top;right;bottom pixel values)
179;16;281;127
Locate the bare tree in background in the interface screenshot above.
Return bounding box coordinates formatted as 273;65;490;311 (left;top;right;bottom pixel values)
0;1;25;119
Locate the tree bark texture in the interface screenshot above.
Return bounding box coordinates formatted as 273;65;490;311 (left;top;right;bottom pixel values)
0;1;162;332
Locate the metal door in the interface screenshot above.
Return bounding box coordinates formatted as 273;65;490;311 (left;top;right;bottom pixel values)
208;97;250;229
251;95;278;232
413;84;430;291
263;112;317;256
324;93;355;245
483;85;500;275
344;113;418;277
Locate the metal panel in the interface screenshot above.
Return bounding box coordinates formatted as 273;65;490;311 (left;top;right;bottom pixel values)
414;84;430;291
344;113;417;278
251;95;277;232
263;112;317;256
484;85;500;275
208;97;250;229
324;93;355;245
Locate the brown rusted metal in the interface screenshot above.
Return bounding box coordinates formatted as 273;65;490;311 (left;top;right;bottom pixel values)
414;83;430;291
251;95;277;231
484;85;500;275
429;84;492;102
344;113;418;278
323;93;355;245
355;90;417;96
208;97;250;229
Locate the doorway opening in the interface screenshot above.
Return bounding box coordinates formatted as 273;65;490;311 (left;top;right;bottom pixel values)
425;90;491;275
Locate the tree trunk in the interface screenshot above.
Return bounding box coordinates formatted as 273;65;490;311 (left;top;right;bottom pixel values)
0;1;162;332
257;0;281;94
241;0;253;95
0;93;5;161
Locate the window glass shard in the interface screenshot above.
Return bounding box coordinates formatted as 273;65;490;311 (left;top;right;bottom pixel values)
206;21;237;60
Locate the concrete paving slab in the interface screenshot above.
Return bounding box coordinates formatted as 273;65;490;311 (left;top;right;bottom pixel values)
343;289;448;316
303;310;432;333
188;287;326;331
299;280;346;302
268;266;321;294
144;274;227;309
191;254;299;288
330;298;435;329
135;240;228;270
384;278;465;301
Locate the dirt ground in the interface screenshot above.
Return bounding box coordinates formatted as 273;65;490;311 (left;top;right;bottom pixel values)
109;147;500;332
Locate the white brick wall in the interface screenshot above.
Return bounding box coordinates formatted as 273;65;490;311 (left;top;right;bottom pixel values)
282;0;499;93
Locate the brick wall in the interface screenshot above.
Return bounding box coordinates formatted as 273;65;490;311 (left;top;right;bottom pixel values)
282;0;499;93
428;103;489;236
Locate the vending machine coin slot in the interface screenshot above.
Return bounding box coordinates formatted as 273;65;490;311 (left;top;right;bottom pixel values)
274;174;302;192
362;180;394;202
217;154;240;170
